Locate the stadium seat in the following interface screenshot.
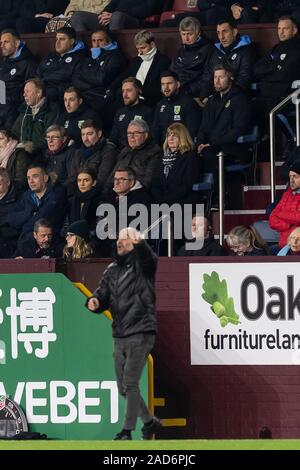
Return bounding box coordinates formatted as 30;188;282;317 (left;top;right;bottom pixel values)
160;0;200;25
193;172;214;215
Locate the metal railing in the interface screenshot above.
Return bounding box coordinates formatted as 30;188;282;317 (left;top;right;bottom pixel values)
269;88;300;202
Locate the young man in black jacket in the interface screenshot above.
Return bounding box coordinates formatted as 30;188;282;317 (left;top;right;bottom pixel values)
86;227;161;441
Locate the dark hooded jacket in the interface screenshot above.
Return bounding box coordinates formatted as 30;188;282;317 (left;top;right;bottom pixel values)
91;241;157;338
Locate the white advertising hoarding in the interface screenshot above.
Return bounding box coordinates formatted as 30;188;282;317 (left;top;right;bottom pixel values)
190;263;300;365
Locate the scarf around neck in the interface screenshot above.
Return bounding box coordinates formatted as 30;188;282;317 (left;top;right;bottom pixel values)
0;139;18;168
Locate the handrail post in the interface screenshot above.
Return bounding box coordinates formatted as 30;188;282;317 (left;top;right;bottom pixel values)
296;98;300;146
167;216;173;257
218;151;225;246
269;111;276;203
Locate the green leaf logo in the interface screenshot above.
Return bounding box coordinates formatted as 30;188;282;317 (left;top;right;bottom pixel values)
202;271;240;328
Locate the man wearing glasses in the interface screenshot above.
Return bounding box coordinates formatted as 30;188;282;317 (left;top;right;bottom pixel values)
43;125;72;185
111;119;161;190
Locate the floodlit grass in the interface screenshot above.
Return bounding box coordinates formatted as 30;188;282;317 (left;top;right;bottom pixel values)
0;440;300;450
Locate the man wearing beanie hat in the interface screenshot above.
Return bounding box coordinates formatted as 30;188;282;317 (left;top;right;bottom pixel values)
86;227;161;441
269;159;300;247
67;219;90;241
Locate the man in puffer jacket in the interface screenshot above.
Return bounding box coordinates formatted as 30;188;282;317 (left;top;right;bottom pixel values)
86;228;161;441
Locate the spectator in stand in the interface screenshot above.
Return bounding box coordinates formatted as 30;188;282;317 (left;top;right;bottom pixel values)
0;29;37;129
170;17;213;98
200;20;256;101
98;0;163;31
12;78;61;156
0;129;31;188
109;78;153;150
58;87;99;147
196;65;252;177
152;70;201;145
111;119;162;190
37;27;86;103
269;160;300;248
43;125;73;186
68;167;103;228
111;30;170;107
229;1;268;24
14;218;64;258
63;219;93;260
271;0;300;22
0;2;21;31
7;164;67;239
277;226;300;255
253;16;300;134
197;1;230;25
67;119;117;192
16;0;69;33
66;1;111;32
0;168;23;258
72;28;126;117
97;166;151;253
151;123;202;206
177;214;226;256
227;225;269;256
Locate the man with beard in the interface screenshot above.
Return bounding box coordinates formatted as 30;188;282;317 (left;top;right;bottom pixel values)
14;218;64;258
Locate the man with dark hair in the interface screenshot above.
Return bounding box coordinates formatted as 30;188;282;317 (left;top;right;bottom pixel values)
109;77;153;149
253;16;300;132
14;218;64;258
68;119;117;192
200;20;256;100
7;164;67;238
38;27;86;102
58;86;99;146
152;70;201;144
197;65;252;176
12;78;60;155
72;28;126;114
86;227;160;441
0;29;37;128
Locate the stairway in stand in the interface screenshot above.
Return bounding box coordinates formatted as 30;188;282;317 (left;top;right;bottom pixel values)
212;162;286;237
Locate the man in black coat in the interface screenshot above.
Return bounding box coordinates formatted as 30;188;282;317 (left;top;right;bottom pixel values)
0;168;23;258
152;70;202;145
86;227;160;441
111;30;170;107
200;20;256;100
37;26;86;102
13;218;64;258
109;78;153;150
99;0;163;30
197;64;252;176
58;87;100;147
253;16;300;133
171;16;213;98
0;29;37;128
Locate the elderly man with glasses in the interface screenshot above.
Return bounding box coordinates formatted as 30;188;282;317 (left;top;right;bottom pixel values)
111;119;161;190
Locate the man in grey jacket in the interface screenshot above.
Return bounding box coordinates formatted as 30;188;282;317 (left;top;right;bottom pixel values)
86;227;161;440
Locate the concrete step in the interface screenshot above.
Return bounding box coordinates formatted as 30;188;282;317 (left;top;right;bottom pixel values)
242;185;286;210
257;161;286;185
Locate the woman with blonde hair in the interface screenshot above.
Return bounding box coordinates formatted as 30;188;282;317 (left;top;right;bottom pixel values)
151;123;202;205
227;225;269;256
63;220;93;260
277;226;300;256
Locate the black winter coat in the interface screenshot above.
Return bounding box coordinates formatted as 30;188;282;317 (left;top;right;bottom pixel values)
111;50;170;106
44;145;73;185
151;150;202;205
0;182;23;244
19;0;68;18
113;138;162;190
38;42;86;101
171;35;213;97
13;232;64;258
68;137;117;189
58;104;100;146
201;35;256;98
197;85;252;146
92;241;157;338
68;182;103;227
177;236;227;256
109;101;153;149
253;36;300;98
105;0;162;18
152;90;201;144
0;43;37;105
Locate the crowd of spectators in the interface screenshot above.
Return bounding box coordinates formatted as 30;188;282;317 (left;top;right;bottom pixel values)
0;1;299;258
